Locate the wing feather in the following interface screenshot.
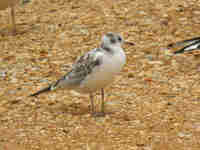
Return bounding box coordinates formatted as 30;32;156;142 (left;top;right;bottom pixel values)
168;37;200;48
29;48;102;96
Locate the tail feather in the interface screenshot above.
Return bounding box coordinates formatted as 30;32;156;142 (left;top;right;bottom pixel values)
29;86;52;97
29;75;68;97
167;37;200;54
168;37;200;48
173;40;200;54
173;48;185;54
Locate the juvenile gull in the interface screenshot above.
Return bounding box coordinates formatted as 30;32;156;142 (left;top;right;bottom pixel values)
30;32;134;116
168;37;200;54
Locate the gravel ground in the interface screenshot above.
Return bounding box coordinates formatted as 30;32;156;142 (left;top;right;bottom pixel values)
0;0;200;149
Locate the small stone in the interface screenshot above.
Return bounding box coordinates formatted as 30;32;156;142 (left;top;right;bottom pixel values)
178;132;192;138
70;91;81;97
0;107;8;113
39;79;49;83
148;61;164;65
128;72;134;78
144;146;152;150
106;100;120;106
146;55;153;61
193;11;200;15
21;0;31;4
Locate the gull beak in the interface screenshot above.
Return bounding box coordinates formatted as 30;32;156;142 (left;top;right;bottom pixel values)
125;41;135;46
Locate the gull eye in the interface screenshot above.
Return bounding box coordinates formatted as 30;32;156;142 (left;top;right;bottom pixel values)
118;36;122;42
110;38;116;44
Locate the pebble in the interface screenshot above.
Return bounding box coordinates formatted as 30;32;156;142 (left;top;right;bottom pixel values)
0;71;6;78
69;91;81;97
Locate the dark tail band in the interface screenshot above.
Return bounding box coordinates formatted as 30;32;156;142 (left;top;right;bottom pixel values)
173;48;185;54
168;37;200;48
173;40;200;54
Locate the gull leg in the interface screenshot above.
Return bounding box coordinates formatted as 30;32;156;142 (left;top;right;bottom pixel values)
11;5;16;34
89;93;95;115
101;88;105;115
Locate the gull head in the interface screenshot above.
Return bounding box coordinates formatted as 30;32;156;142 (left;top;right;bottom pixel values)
101;32;124;48
101;32;134;51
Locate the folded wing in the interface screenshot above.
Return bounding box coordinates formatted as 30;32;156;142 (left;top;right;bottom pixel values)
29;49;101;96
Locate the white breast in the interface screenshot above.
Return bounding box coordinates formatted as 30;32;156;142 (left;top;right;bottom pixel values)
78;47;126;93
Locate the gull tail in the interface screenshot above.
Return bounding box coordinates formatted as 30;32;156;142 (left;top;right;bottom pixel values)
29;75;68;97
167;37;200;54
168;37;200;48
29;86;52;97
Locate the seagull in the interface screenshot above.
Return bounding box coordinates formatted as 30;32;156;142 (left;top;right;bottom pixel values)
30;32;134;116
168;37;200;54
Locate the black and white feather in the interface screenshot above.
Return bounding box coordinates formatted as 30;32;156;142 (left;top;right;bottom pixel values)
30;49;102;96
168;37;200;54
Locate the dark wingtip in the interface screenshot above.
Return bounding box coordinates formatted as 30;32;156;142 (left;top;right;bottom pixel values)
29;86;51;97
173;49;185;54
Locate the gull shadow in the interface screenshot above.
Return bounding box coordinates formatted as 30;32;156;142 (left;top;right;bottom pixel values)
48;102;91;116
47;101;117;117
